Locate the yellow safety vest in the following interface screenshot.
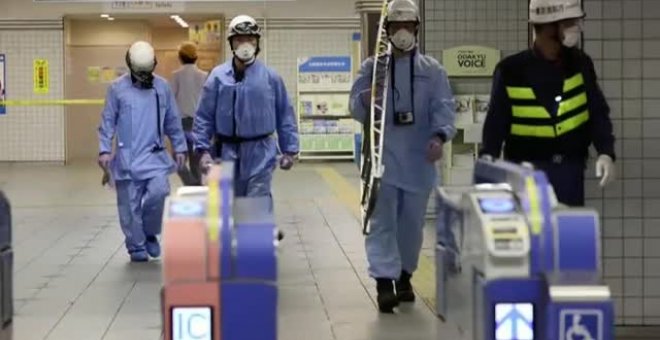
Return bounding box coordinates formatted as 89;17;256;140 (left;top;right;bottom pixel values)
505;72;590;138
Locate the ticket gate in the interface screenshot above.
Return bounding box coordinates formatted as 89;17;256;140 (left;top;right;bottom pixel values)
436;158;614;340
161;162;278;340
0;192;12;340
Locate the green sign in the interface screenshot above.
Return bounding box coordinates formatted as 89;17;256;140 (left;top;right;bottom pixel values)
443;45;501;77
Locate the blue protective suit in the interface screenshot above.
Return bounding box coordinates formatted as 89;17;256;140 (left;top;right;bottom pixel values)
350;52;456;279
192;59;299;199
98;74;187;254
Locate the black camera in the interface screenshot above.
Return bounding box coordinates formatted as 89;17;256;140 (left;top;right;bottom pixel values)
395;111;415;125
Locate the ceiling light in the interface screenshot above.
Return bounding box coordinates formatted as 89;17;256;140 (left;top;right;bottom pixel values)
100;14;109;18
172;15;188;28
108;17;115;21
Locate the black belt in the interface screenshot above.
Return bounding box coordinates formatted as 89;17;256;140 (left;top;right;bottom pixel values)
214;133;273;144
213;133;273;165
507;154;586;165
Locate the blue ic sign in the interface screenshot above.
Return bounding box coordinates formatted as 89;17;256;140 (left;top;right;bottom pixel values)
172;307;212;340
559;309;603;340
495;303;534;340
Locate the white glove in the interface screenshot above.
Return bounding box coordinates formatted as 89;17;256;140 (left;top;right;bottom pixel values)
595;154;615;187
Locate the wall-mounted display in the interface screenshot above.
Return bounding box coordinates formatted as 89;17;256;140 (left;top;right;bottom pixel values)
296;56;356;160
442;94;491;186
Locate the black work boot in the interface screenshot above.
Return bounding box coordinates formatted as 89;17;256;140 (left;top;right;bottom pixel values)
376;278;399;313
396;270;415;303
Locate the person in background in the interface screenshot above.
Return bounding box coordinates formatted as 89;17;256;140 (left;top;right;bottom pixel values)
171;41;208;186
98;41;188;262
192;14;299;241
349;0;456;314
479;0;616;206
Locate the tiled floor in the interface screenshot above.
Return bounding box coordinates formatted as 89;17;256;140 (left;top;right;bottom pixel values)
0;161;459;340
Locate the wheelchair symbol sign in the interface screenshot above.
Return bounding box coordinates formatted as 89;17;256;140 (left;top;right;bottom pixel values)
559;309;603;340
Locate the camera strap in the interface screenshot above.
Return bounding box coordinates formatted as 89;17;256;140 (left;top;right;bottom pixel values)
390;50;415;115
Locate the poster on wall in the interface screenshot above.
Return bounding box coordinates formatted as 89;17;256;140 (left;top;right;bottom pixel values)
189;20;222;48
297;56;353;92
33;58;49;94
443;45;501;77
0;54;5;115
100;66;116;83
87;66;101;83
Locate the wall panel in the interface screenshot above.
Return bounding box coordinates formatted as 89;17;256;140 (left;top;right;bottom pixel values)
0;20;65;162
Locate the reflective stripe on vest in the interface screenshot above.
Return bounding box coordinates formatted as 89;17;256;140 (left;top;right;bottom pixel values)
506;73;590;138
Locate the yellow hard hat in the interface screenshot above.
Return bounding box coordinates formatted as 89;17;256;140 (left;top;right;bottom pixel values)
178;41;198;61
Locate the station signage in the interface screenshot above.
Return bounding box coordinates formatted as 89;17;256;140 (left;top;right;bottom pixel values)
33;0;294;2
443;45;501;78
171;306;212;340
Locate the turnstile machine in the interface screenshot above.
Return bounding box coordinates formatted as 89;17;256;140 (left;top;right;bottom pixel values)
161;162;278;340
436;158;614;340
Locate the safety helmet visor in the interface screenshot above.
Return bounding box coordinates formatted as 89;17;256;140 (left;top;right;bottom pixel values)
228;19;261;40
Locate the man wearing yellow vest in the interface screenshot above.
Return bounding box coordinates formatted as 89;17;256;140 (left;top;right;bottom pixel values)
480;0;616;206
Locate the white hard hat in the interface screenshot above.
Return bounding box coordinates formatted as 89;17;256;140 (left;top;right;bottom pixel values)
228;15;262;39
127;40;155;71
387;0;420;23
529;0;585;24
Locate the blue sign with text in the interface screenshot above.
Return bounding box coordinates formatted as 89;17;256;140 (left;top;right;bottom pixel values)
298;56;351;73
560;309;603;340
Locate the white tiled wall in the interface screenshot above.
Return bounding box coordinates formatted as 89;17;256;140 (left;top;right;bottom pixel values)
225;19;359;102
263;29;356;102
583;0;660;326
424;0;660;327
0;26;65;162
422;0;529;213
424;0;529;95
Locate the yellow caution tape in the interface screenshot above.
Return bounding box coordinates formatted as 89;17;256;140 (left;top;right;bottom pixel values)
207;180;219;242
0;99;105;106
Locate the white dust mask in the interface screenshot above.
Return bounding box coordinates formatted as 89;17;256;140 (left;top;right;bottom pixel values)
561;24;581;48
390;29;415;52
235;43;256;64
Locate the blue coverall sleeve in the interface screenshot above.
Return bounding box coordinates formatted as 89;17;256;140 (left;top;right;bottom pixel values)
164;85;188;154
192;74;218;153
272;74;299;155
479;66;511;158
349;58;374;124
98;84;118;154
429;66;457;141
583;56;616;161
